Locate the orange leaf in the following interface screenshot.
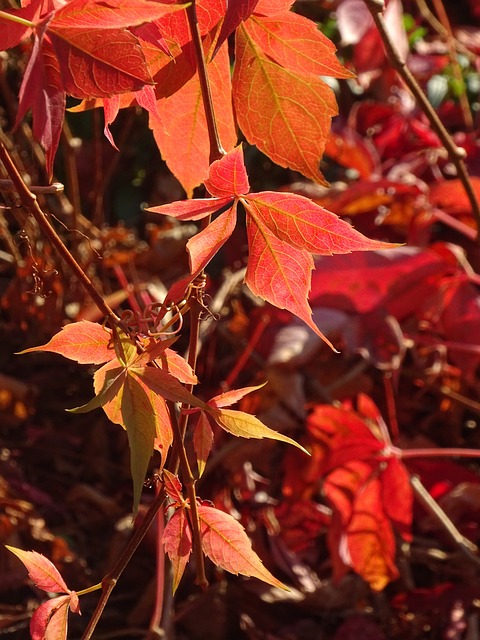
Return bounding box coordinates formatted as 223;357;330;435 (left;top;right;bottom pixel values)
346;476;399;591
245;12;354;79
6;547;69;594
233;21;338;184
198;504;287;589
152;39;237;196
18;320;114;364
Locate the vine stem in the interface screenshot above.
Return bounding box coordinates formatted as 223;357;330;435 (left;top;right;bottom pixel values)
363;0;480;237
80;486;167;640
186;0;225;163
0;138;120;326
0;9;34;28
410;475;480;565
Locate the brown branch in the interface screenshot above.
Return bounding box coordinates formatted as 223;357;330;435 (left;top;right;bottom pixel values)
0;137;120;326
363;0;480;237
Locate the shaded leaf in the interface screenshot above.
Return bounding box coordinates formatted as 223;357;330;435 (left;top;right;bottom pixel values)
162;469;185;505
147;197;233;221
68;366;126;414
120;371;158;513
163;508;192;592
6;547;69;593
187;205;237;274
193;412;214;477
30;595;70;640
346;476;399;591
214;0;260;54
198;504;287;589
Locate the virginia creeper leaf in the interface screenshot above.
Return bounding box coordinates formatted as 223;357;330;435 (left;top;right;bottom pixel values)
233;22;338;184
345;476;399;591
18;320;114;364
381;458;413;542
152;39;237;196
163;507;192;592
0;4;39;50
210;407;308;454
48;0;186;31
30;595;70;640
6;547;69;593
204;145;250;198
208;383;266;408
243;191;393;255
244;215;327;344
147;197;233;221
198;504;287;589
213;0;260;54
254;0;293;15
245;12;354;79
69;367;126;414
132;366;208;409
193;412;214;477
187;204;237;274
162;469;185;505
16;34;65;177
120;371;158;513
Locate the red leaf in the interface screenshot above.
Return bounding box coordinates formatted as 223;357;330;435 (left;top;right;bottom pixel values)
204;146;250;198
381;458;413;542
49;0;184;31
245;215;326;343
244;191;394;255
30;595;70;640
0;4;39;50
163;507;192;592
19;321;114;364
254;0;293;16
6;547;69;593
187;205;237;274
197;504;287;589
214;0;260;54
162;469;185;505
208;384;265;409
16;34;65;177
147;197;233;221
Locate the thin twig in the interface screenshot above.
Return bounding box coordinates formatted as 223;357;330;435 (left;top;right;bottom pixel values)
364;0;480;237
81;486;167;640
430;0;472;129
0;137;120;326
410;475;480;567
